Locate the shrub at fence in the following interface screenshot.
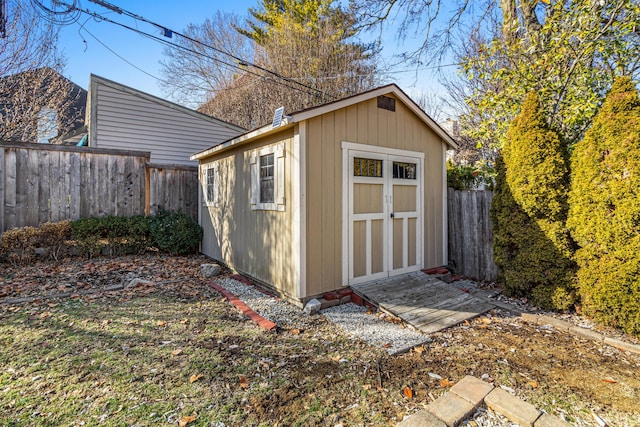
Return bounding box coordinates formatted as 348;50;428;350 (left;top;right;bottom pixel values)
0;221;71;264
492;92;576;310
1;210;203;263
149;209;203;256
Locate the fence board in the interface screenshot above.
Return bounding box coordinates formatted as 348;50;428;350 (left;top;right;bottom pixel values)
15;148;28;228
69;152;81;220
26;149;39;226
4;149;16;229
447;188;498;282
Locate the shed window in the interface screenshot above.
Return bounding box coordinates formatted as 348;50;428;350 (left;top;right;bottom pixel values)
393;162;417;179
259;153;275;203
354;157;383;177
202;164;218;206
250;144;285;211
206;167;216;203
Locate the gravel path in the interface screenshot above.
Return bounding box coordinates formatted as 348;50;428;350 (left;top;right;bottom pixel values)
320;303;431;355
214;277;431;354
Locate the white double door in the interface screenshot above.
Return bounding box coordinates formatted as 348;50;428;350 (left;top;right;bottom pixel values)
346;148;423;285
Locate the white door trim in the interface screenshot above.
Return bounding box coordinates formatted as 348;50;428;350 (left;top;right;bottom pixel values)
341;141;424;286
388;153;423;276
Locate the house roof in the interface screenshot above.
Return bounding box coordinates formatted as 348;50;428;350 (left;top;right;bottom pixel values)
191;83;458;161
88;74;246;133
0;67;88;142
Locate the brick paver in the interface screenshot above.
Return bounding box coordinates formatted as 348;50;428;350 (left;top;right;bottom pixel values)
484;388;541;427
426;392;476;427
449;375;494;407
397;410;447;427
534;413;573;427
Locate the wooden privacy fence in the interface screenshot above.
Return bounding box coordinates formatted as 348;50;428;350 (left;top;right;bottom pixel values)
0;142;199;234
447;188;498;282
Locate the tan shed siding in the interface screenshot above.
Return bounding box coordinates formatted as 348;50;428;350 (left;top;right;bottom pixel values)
200;130;297;298
305;95;446;296
93;83;241;166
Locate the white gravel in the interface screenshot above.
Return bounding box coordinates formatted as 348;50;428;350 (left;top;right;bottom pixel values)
214;277;431;354
320;303;432;355
214;277;318;330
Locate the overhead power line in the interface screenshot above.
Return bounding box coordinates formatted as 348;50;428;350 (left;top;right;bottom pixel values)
31;0;328;99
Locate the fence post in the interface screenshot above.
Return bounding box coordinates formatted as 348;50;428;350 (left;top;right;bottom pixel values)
145;164;151;216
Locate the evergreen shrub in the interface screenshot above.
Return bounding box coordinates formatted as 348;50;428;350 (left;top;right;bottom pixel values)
149;209;202;255
567;77;640;334
492;92;576;310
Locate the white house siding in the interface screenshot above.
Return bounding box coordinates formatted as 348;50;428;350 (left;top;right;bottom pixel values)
89;76;243;166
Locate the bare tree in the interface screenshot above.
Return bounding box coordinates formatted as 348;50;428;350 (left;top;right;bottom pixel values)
199;11;379;129
159;12;256;110
162;2;380;129
0;0;83;143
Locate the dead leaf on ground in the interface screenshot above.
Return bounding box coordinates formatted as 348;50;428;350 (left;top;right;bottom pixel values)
362;384;372;390
290;328;301;335
178;415;196;427
528;381;539;388
189;374;203;383
403;386;414;399
602;378;617;384
171;349;183;356
439;379;453;387
413;345;426;354
157;320;167;327
382;343;392;349
239;375;249;388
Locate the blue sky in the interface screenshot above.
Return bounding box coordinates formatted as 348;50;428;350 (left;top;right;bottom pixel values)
55;0;454;115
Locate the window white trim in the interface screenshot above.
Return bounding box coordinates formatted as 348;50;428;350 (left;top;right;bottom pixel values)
250;143;286;211
202;163;218;207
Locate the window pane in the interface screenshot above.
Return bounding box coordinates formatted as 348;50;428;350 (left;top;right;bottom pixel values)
260;154;274;203
206;168;215;203
393;162;416;179
354;157;383;177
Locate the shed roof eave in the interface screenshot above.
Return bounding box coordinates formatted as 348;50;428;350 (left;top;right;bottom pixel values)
190;122;295;161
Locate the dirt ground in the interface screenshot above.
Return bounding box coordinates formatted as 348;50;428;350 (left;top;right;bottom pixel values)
1;254;639;426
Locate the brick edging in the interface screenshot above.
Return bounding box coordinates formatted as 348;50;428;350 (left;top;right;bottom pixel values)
520;313;640;355
209;282;277;331
425;272;640;356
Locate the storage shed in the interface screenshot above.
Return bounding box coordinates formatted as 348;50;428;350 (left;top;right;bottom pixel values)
191;84;457;304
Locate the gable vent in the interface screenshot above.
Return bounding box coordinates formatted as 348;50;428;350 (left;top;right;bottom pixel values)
377;95;396;112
